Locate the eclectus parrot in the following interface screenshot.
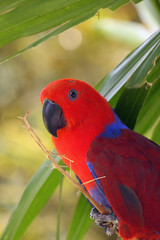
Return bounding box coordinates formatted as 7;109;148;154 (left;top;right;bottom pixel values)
40;79;160;240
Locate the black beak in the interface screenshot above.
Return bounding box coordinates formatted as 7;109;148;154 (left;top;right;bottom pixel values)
42;99;66;137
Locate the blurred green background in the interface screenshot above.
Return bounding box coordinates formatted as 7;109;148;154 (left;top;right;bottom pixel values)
0;1;159;240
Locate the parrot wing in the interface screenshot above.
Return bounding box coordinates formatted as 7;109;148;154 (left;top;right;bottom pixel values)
87;128;160;231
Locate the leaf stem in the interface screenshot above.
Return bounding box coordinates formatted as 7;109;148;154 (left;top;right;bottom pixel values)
56;174;64;240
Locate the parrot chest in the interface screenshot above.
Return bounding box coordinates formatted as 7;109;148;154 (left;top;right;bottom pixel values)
53;130;100;192
52;123;113;209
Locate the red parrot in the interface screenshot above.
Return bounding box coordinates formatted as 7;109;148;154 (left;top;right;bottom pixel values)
40;78;160;240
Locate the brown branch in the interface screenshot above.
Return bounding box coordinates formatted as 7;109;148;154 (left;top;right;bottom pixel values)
18;112;109;215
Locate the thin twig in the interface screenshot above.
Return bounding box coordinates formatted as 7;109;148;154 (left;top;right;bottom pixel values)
82;176;106;186
18;112;109;215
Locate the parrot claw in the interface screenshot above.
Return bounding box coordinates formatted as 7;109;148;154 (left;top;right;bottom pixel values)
90;207;119;236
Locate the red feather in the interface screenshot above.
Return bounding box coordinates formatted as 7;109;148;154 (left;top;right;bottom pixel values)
87;129;160;239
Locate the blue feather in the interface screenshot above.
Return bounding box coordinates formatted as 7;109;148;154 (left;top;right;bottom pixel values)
101;112;128;139
155;231;160;235
87;161;110;208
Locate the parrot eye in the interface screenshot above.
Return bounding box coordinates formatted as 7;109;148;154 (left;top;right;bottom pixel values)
68;89;78;100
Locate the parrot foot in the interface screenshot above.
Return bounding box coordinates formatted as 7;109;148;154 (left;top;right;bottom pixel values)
90;207;119;236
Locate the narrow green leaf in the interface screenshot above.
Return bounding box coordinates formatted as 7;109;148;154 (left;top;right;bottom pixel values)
0;0;29;13
67;194;92;240
0;0;112;48
108;0;129;10
97;30;160;101
152;120;160;145
135;77;160;138
109;0;142;10
146;55;160;83
134;54;160;137
1;157;62;240
133;0;143;3
0;11;96;64
127;40;160;88
56;175;64;240
115;82;151;129
115;39;160;129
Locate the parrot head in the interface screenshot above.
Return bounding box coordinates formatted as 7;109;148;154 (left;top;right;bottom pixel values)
40;78;115;138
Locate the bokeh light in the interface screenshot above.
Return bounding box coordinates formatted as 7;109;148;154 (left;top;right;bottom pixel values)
58;28;82;51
